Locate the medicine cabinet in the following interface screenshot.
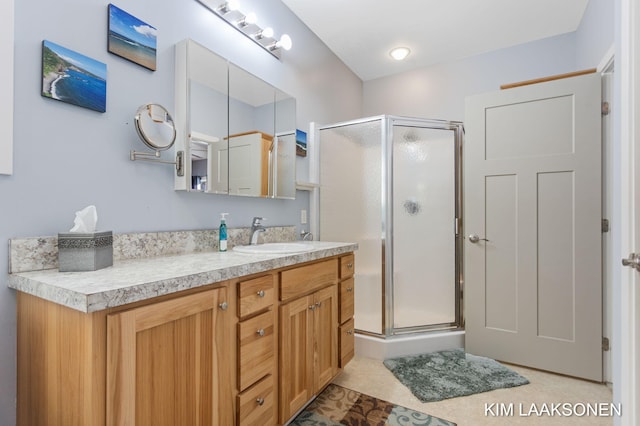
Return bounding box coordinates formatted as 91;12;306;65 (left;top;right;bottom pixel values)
174;39;296;199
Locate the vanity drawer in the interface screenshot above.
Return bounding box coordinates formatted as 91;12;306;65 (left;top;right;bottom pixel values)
340;254;355;279
237;374;275;426
339;278;355;324
238;274;275;318
238;310;275;391
339;317;355;368
280;259;338;301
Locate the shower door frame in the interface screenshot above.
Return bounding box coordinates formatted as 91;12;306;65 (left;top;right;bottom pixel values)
317;115;464;338
384;116;464;337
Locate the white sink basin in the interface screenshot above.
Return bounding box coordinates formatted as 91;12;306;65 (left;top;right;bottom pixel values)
233;242;314;254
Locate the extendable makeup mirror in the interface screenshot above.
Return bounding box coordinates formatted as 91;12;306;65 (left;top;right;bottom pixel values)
130;103;184;175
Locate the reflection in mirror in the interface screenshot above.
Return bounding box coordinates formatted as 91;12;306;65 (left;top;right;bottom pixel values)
186;42;228;193
134;104;176;151
175;39;296;198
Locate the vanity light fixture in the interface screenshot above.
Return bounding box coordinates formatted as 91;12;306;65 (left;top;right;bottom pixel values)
254;26;274;40
197;0;292;59
216;0;238;14
390;46;411;61
236;12;257;28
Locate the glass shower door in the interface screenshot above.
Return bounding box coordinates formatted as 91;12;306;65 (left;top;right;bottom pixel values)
391;124;458;330
319;118;384;335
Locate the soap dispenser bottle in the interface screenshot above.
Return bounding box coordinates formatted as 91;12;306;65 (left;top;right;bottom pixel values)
219;213;228;252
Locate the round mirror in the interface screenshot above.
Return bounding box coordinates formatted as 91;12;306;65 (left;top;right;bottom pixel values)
134;104;176;151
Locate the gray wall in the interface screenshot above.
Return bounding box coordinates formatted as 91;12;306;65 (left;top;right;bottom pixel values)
0;0;362;423
362;33;579;121
362;0;612;123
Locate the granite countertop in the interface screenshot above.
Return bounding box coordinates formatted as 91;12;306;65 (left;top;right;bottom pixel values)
8;241;357;313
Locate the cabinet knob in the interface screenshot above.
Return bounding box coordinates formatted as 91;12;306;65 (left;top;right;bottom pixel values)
257;290;265;298
346;329;354;335
316;301;322;308
256;397;265;406
346;287;353;292
218;301;228;311
309;305;315;311
256;328;265;336
347;262;353;269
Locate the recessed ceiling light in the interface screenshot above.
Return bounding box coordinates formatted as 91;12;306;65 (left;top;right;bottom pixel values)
390;47;411;61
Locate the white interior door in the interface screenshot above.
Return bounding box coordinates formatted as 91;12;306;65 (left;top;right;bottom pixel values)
464;73;603;381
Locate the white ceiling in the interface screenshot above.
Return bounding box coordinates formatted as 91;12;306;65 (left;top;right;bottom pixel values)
281;0;590;81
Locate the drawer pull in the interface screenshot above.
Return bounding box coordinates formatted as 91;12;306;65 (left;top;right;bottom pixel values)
346;287;353;292
218;301;228;311
256;397;265;406
256;328;265;337
257;290;266;298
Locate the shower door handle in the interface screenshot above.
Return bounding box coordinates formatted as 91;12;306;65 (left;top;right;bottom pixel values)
468;234;489;243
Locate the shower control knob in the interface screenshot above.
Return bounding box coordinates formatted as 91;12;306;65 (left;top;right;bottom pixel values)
468;234;489;243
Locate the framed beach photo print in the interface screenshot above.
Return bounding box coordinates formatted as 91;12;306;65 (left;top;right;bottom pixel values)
41;40;107;113
108;4;157;71
296;129;307;157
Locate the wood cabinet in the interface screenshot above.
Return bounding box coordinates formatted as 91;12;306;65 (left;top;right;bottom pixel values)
106;288;233;426
16;283;235;426
15;252;355;426
278;260;339;422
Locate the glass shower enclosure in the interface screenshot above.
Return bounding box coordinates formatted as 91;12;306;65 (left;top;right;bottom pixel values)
318;116;463;336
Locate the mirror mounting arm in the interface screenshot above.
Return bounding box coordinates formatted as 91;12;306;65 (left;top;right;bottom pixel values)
130;150;185;176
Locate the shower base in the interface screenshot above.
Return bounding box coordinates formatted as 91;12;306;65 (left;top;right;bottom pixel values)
355;329;465;360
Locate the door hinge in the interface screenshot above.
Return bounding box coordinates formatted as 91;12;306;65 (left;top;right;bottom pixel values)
602;337;610;352
602;101;610;116
602;219;609;233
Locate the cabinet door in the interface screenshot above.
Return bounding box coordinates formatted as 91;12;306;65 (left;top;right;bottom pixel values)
313;285;338;392
106;288;233;426
279;295;313;422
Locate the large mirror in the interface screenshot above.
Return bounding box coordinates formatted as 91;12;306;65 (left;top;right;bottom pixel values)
174;39;297;199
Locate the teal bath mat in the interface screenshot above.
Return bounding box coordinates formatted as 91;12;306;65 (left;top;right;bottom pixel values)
383;348;529;402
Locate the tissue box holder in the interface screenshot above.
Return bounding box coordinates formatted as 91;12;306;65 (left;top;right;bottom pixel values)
58;231;113;272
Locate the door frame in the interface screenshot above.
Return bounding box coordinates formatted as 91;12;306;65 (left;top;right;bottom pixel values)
616;0;639;424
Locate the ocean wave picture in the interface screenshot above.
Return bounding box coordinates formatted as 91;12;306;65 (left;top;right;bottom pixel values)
41;40;107;113
108;4;157;71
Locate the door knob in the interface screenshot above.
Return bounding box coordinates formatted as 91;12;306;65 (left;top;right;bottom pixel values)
622;253;640;270
468;234;489;243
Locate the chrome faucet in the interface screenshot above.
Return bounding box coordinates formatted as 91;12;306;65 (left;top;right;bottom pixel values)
250;217;266;245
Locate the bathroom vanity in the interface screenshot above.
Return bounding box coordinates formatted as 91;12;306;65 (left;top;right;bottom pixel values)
8;239;356;426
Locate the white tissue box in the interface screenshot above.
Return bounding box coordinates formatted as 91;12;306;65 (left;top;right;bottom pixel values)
58;231;113;272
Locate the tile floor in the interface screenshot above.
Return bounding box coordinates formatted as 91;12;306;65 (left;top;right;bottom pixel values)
332;356;615;425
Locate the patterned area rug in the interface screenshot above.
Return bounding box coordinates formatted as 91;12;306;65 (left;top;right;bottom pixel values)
290;383;456;426
383;348;530;403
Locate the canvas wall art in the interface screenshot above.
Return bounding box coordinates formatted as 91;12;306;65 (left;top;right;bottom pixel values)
41;40;107;113
296;129;307;157
108;4;157;71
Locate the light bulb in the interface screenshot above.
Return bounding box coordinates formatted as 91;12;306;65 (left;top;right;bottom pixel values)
227;0;239;11
390;47;410;61
255;26;274;39
276;34;292;51
245;12;257;25
237;12;257;27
